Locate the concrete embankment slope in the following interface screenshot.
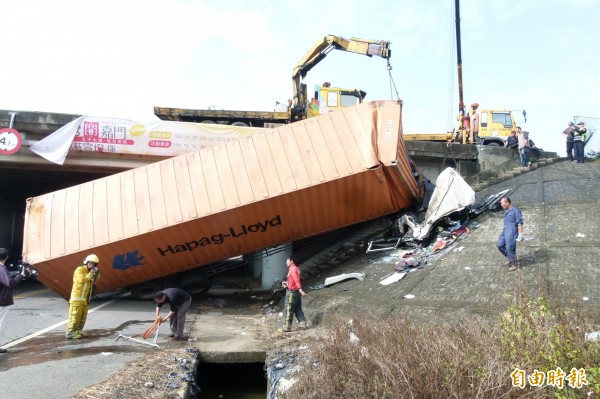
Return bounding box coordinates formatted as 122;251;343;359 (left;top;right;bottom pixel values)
184;160;600;365
297;159;600;324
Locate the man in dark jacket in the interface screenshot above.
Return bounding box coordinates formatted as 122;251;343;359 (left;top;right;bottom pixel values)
0;248;30;353
504;130;519;149
153;288;192;341
562;121;575;161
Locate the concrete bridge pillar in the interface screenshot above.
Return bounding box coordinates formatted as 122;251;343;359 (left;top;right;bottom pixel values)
260;243;293;290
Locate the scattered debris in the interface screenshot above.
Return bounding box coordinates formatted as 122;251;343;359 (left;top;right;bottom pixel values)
116;322;161;349
395;258;423;272
585;331;600;341
468;188;511;217
390;249;415;258
349;332;360;344
583;297;589;301
324;272;366;287
576;233;586;238
404;294;415;299
379;272;406;285
209;298;228;308
464;266;471;270
366;237;403;252
432;238;446;252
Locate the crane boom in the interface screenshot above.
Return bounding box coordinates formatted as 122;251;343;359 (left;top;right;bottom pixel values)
290;35;391;121
455;0;465;120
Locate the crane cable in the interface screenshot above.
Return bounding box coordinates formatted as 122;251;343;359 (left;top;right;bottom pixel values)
387;59;401;101
447;12;457;132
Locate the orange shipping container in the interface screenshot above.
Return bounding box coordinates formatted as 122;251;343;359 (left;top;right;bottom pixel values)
23;100;422;299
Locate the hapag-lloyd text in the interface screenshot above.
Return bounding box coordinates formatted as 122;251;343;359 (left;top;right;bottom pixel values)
157;215;282;256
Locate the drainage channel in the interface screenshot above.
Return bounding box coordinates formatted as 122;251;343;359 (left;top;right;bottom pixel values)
195;351;268;398
197;361;267;398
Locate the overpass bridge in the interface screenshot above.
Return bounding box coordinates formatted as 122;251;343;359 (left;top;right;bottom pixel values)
0;109;556;262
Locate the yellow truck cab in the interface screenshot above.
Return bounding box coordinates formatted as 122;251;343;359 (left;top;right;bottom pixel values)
477;109;519;146
309;83;366;117
404;108;521;147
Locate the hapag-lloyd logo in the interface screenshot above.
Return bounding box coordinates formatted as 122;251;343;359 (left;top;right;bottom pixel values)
157;214;282;256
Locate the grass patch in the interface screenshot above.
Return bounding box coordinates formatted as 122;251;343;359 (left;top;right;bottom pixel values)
280;288;600;399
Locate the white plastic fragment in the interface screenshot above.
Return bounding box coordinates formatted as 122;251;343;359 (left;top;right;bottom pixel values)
278;377;297;392
584;331;600;341
379;272;406;285
324;272;366;287
576;233;586;238
404;294;415;299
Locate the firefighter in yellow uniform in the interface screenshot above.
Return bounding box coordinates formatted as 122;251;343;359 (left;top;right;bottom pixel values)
66;254;100;339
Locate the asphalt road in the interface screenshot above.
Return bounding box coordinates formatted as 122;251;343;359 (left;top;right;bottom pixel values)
0;280;165;399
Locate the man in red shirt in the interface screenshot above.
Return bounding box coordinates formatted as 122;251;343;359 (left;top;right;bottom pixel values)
281;256;308;332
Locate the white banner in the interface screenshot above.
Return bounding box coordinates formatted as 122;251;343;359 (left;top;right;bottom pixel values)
30;116;263;165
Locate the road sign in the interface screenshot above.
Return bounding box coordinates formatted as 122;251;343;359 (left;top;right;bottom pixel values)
0;127;23;155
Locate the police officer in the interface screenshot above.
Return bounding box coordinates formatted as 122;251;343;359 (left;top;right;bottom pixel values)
573;122;587;164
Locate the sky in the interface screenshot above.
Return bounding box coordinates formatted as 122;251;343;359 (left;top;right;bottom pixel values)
1;0;599;156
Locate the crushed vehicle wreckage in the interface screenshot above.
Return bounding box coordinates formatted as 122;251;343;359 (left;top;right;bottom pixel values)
364;167;510;280
368;167;510;251
312;168;510;290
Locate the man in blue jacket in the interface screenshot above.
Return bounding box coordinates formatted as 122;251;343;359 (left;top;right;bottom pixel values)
497;197;524;271
0;248;30;353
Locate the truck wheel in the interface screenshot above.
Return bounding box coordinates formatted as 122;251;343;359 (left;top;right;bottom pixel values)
486;142;501;147
231;122;249;127
179;272;211;297
130;281;162;301
200;120;216;124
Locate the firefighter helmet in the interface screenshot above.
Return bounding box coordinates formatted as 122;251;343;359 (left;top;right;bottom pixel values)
84;254;100;264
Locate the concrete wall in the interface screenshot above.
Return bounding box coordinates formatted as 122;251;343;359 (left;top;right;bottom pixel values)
405;141;557;185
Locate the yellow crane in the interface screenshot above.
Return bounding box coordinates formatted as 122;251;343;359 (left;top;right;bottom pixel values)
290;35;391;122
154;35;391;127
